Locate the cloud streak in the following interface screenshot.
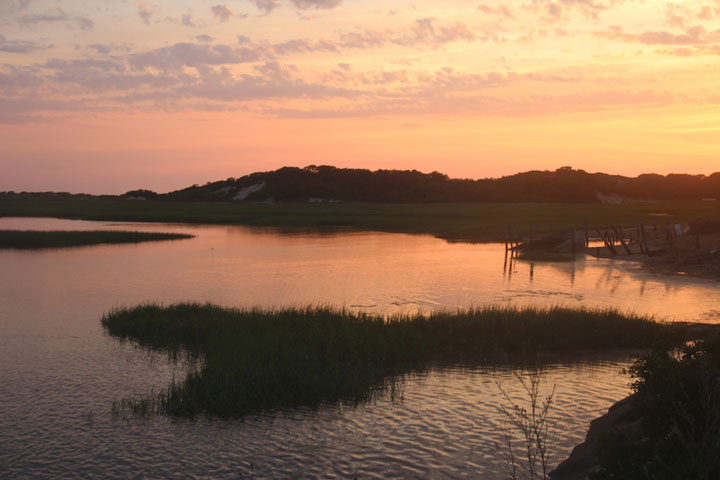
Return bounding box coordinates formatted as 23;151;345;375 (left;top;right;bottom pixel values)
248;0;342;13
290;0;343;9
0;34;49;53
597;24;720;45
16;9;94;30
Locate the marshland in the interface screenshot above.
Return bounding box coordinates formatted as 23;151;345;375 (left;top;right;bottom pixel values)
2;215;720;478
2;198;718;243
101;303;675;417
0;229;193;249
6;0;720;473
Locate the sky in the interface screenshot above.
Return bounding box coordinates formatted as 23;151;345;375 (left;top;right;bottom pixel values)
1;0;719;194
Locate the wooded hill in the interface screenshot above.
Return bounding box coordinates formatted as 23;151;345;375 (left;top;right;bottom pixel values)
159;166;720;203
4;166;720;203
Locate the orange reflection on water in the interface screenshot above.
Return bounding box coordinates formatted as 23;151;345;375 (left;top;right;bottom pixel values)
1;217;718;325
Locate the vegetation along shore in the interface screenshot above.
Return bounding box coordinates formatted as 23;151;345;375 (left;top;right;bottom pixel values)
1;199;718;244
0;230;193;250
551;331;720;479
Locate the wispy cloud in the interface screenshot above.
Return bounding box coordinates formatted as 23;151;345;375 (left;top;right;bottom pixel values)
0;41;685;125
0;33;49;53
310;18;482;51
211;5;234;22
251;0;281;14
0;0;31;16
597;24;720;45
290;0;343;9
87;44;131;55
2;0;719;126
181;14;195;27
477;5;513;19
129;43;264;70
654;44;720;57
137;2;152;25
248;0;341;13
522;0;624;22
16;9;94;30
105;17;482;73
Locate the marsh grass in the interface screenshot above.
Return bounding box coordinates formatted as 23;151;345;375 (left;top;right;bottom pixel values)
2;199;716;242
102;304;679;418
0;230;193;249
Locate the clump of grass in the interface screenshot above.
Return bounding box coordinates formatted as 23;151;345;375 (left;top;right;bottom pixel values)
0;230;193;250
102;304;679;418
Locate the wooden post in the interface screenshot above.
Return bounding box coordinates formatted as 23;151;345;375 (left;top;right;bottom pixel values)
608;236;617;255
596;229;606;247
640;224;649;254
597;229;617;255
503;249;508;276
668;224;675;251
611;224;632;255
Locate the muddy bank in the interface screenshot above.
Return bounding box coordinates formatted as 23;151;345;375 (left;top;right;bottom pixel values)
583;231;720;282
641;236;720;280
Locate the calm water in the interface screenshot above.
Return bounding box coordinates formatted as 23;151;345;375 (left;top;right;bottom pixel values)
1;217;719;479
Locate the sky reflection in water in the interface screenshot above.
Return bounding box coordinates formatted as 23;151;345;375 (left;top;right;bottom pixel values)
1;217;719;478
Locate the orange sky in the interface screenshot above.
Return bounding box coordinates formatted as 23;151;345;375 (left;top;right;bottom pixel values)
1;0;719;193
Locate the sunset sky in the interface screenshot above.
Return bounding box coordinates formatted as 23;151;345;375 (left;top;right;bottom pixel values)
1;0;719;193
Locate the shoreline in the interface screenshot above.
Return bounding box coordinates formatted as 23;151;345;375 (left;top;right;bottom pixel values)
550;394;639;480
2;198;717;246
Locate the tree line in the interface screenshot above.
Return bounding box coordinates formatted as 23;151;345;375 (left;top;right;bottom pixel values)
161;165;720;203
3;166;719;203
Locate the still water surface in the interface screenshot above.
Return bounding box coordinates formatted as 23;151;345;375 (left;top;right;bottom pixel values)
1;217;719;478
